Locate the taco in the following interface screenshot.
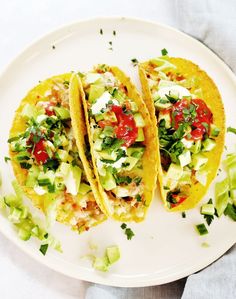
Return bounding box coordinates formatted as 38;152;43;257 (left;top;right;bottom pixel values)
8;74;106;233
70;65;158;222
139;56;225;211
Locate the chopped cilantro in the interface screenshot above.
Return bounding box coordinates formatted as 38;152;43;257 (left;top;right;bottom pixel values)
122;162;130;167
135;194;142;202
131;58;139;67
133;177;142;186
39;243;49;255
161;48;168;56
20;162;32;169
125;228;135;240
195;223;208;236
224;203;236;221
227;127;236;134
4;157;11;163
121;223;127;229
115;175;132;185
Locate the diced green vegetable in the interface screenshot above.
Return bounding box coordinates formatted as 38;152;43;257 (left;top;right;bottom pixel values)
210;124;220;137
79;183;91;195
38;170;55;186
190;140;201;154
227;127;236;135
201;203;215;216
215;178;229;216
56;149;68;162
195;223;208;236
191;153;208;170
178;150;191;167
106;246;120;264
134;113;145;128
21;104;38;119
202;138;216;152
100;171;116;191
136;128;145;142
89;84;105;103
166;163;183;180
224;203;236;221
54;107;70;120
93;256;109;272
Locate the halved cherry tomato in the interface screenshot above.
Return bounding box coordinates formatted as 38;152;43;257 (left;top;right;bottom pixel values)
33;139;49;164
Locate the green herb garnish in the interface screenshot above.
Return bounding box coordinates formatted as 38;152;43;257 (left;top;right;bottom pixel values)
135;194;142;202
131;58;139;67
161;48;168;56
224;203;236;221
227;127;236;134
39;244;49;255
195;223;208;236
4;157;11;163
125;228;135;240
121;223;127;229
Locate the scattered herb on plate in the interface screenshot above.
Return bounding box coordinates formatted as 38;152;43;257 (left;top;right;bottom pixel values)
131;58;139;67
161;48;168;56
121;223;135;240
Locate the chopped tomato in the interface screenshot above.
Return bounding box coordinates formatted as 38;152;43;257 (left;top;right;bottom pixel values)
111;105;138;147
39;101;55;116
33;139;49;164
170;195;187;208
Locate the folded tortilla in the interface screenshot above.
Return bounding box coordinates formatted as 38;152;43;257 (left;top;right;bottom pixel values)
70;65;158;222
139;57;225;211
9;74;106;233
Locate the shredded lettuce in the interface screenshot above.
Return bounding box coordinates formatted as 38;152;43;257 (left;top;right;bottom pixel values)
215;178;229;217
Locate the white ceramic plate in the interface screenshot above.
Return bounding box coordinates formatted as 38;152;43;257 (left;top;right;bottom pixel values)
0;17;235;287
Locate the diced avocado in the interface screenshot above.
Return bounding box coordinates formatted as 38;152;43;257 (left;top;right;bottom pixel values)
93;128;102;140
127;147;145;159
210;124;220;137
134;113;145;128
202;138;216;152
195;170;208;186
179;170;191;184
59;135;69;147
122;156;139;171
154;99;172;110
21;103;37;119
99;150;117;161
112;89;125;103
93;256;109;272
100;171;116;191
104;111;117;123
56;149;68;162
54;178;65;191
38;170;55;186
106;246;120;264
72;166;82;194
167;163;183;180
100;126;114;138
158;111;171;129
56;162;70;178
95;114;104;122
25;165;40;188
136;128;145;142
18;227;31;241
191;153;208;170
178;150;191;167
15;151;31;162
78;183;91;195
190;140;201;154
4;194;20;208
89;84;105;103
54;107;70;120
94;138;103;151
130;102;138;112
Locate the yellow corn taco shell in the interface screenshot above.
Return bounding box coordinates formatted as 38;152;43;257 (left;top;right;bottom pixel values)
70;66;158;222
9;74;106;233
139;57;225;211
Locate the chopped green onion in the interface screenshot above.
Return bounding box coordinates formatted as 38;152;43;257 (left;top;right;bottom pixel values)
224;203;236;221
195;223;208;236
227;127;236;134
120;223;127;230
4;156;11;163
131;58;139;67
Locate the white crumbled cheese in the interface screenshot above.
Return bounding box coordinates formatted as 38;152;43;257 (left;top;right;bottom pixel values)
34;185;46;195
91;91;111;115
181;138;194;149
158;85;191;99
64;170;77;195
85;73;102;84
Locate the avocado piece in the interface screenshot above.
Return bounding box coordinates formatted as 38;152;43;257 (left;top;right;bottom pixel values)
127;147;145;159
25;165;40;188
112;89;125;103
15;151;31;162
106;246;120;264
95;114;104;122
54;107;70;120
122;156;139;171
166;163;183;180
190;140;201;154
134;113;145;128
56;149;68;162
100;171;116;191
210;124;220;137
99;150;117;161
202;138;216;152
94;138;103;151
78;183;91;195
178;150;191;167
38;170;55;186
191;153;208;170
179;170;191;184
89;84;105;103
100;126;114;138
56;162;70;178
21;103;38;119
93;256;109;272
136;128;145;142
104;111;117;123
158;111;171;128
154;100;172;110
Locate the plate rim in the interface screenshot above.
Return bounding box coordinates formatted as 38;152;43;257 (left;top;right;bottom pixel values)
0;16;235;287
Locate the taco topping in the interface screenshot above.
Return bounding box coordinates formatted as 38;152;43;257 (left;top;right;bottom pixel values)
8;77;105;232
144;59;221;209
82;65;147;220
